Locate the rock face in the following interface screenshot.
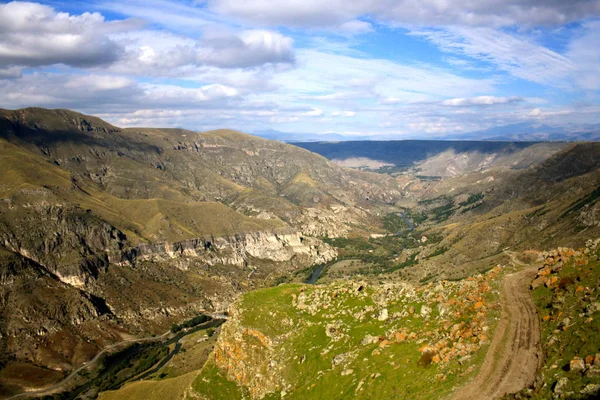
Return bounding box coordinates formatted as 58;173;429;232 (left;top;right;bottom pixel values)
133;230;336;268
1;108;366;387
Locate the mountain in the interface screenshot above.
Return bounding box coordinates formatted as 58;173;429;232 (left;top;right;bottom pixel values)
253;129;370;142
255;124;600;143
0;107;405;395
444;122;600;142
2;108;600;399
294;140;569;176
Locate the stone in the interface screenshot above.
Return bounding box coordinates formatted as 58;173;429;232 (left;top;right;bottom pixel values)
554;377;568;394
586;355;595;366
420;305;432;318
394;331;406;343
361;334;378;346
545;276;558;287
531;276;547;289
378;308;389;321
585;367;600;378
581;384;600;396
570;356;585;371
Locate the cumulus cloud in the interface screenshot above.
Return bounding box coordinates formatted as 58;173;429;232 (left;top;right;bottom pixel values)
442;96;523;107
108;28;294;76
197;29;295;68
337;20;374;34
0;1;141;68
0;72;241;113
0;66;23;79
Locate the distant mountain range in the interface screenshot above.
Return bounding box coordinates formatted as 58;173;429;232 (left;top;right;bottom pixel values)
254;123;600;142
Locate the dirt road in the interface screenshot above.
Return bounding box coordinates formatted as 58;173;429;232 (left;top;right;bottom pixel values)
5;314;226;400
450;255;542;400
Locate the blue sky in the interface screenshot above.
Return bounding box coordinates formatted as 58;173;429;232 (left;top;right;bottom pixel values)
0;0;599;138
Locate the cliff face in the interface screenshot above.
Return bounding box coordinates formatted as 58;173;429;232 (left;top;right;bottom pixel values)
133;230;336;268
0;192;336;374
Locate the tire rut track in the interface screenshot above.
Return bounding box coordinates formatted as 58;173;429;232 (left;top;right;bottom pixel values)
450;255;542;400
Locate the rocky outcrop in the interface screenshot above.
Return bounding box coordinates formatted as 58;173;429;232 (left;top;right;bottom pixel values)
131;229;336;269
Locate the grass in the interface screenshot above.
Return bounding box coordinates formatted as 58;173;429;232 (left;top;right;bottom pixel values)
98;370;199;400
192;270;503;400
0;138;282;244
560;186;600;219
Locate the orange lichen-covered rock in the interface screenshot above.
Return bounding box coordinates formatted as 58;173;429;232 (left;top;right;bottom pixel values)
545;276;558;287
394;332;406;343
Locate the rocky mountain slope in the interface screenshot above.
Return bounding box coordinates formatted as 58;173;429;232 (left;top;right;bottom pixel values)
0;108;405;395
295;140;568;176
2;107;600;399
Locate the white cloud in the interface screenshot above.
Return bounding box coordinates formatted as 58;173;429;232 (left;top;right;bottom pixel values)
0;66;23;79
303;108;323;116
209;0;600;28
331;111;356;117
411;27;576;86
271;49;496;102
567;20;600;90
64;74;135;91
0;72;241;113
0;1;141;68
107;28;294;75
338;20;374;34
97;0;219;30
442;96;523;107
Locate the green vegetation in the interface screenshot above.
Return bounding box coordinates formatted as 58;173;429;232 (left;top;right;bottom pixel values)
459;193;484;207
560;186;600;218
431;201;455;222
85;343;170;394
382;212;410;233
171;314;211;333
427;246;449;259
192;269;502;400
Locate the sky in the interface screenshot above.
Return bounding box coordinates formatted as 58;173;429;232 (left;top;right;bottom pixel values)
0;0;599;139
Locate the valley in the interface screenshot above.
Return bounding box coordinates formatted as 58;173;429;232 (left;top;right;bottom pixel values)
0;108;599;399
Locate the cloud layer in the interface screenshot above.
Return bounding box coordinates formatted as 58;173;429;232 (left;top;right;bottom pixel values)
0;0;598;138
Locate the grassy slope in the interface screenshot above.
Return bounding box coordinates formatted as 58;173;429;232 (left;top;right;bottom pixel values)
0;138;281;244
191;269;503;400
98;371;199;400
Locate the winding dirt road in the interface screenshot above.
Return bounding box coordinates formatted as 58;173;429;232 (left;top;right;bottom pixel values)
450;254;542;400
5;313;226;400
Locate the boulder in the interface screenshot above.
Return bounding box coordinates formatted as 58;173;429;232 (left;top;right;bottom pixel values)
570;356;585;371
554;377;568;394
378;308;389;321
